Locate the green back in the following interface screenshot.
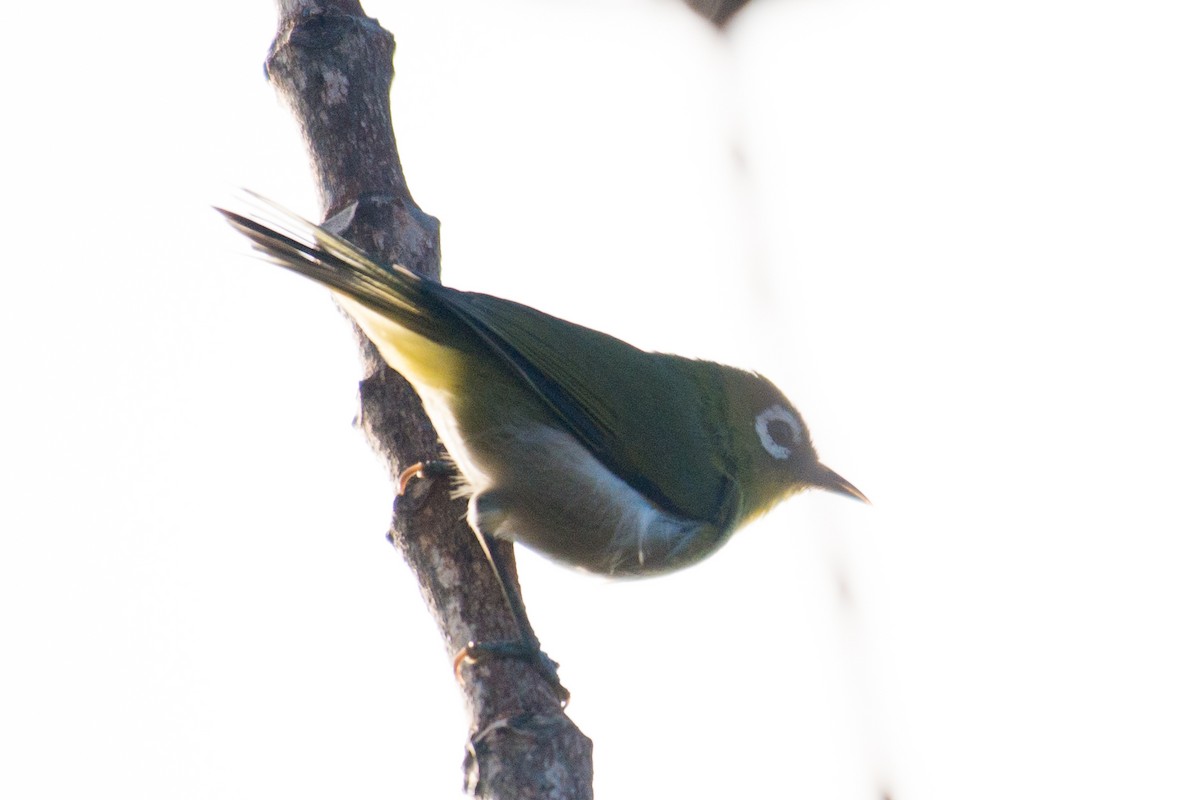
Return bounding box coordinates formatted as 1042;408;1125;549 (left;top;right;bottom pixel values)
431;286;741;529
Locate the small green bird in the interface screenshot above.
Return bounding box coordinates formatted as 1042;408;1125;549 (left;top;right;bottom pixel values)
218;195;865;700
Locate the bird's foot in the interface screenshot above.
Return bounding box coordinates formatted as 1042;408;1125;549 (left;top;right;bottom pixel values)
454;639;570;707
398;459;455;495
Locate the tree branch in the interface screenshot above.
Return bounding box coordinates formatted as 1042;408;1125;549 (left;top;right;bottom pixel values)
260;2;592;796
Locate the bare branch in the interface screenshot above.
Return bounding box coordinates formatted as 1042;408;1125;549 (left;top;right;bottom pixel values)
259;2;592;796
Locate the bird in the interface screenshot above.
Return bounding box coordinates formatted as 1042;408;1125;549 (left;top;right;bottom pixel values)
217;194;867;702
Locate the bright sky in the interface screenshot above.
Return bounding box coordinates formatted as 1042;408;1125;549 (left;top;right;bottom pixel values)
3;1;1198;798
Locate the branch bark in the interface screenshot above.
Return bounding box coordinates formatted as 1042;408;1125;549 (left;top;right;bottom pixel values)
260;2;592;797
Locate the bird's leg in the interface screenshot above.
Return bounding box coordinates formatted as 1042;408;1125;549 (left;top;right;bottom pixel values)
457;526;570;706
399;465;569;705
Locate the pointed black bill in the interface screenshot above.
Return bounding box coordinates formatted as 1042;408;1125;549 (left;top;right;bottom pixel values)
807;462;870;504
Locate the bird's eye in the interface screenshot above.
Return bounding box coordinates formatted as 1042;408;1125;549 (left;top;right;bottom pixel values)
767;420;795;448
755;404;802;460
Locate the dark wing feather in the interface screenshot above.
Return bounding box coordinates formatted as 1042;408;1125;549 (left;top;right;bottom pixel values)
429;287;738;526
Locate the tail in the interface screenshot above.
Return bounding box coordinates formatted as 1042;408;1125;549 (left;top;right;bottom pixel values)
215;192;439;340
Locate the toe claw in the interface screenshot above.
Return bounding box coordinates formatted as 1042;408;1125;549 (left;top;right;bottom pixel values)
453;640;570;707
399;459;455;495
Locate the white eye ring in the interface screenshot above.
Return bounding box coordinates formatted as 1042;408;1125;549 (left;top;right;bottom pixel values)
755;404;802;461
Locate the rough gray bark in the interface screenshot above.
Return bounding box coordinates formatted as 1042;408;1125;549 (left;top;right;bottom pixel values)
682;0;752;27
260;2;592;797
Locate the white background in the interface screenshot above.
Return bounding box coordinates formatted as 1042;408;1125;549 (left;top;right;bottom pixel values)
2;1;1198;798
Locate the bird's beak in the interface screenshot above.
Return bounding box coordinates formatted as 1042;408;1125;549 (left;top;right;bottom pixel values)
807;462;870;504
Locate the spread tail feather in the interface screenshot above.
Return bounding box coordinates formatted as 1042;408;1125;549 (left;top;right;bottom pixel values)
215;193;440;340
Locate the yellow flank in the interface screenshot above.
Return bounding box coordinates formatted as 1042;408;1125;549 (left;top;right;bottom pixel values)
338;297;466;395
